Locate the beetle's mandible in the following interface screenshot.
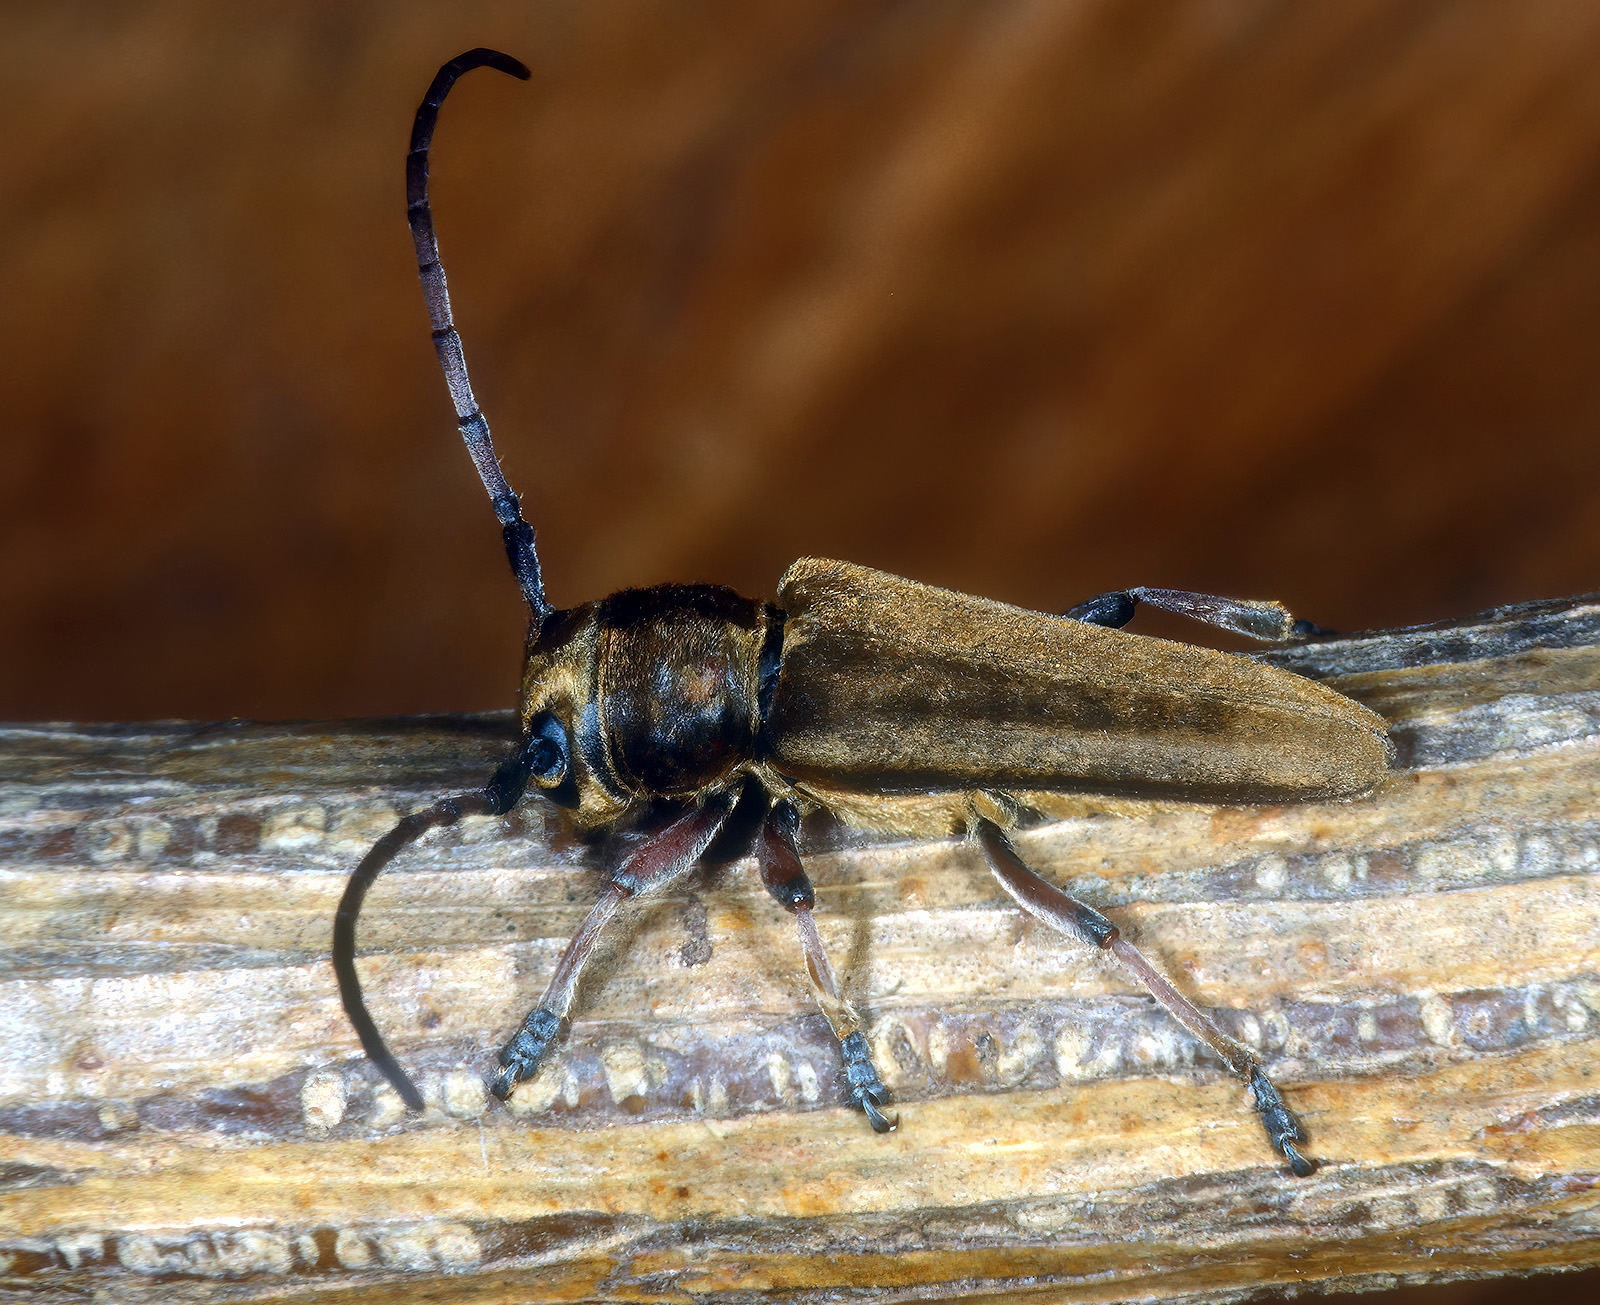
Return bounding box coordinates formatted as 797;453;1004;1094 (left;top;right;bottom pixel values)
333;48;1393;1179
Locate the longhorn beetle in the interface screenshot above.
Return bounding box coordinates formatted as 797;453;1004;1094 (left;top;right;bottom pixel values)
334;48;1392;1178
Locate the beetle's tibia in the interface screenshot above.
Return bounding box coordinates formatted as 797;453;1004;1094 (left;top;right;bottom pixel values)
840;1030;898;1133
1249;1067;1317;1177
490;1007;563;1099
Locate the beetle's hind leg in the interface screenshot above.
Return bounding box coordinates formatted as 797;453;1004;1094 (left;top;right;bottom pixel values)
490;796;733;1100
758;801;898;1133
1067;588;1332;641
975;819;1316;1177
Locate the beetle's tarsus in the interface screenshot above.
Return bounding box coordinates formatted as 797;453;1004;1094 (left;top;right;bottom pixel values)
1066;591;1137;629
491;1008;562;1099
840;1030;897;1132
1291;617;1338;640
1249;1067;1317;1177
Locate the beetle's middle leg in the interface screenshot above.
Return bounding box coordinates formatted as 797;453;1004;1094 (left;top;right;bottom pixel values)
1067;588;1332;641
489;795;733;1101
757;800;898;1132
975;819;1316;1177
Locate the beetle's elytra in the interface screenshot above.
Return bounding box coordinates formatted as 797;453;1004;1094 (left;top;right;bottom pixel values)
334;48;1392;1178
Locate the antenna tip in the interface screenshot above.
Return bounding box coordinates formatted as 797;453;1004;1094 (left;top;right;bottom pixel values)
451;48;531;82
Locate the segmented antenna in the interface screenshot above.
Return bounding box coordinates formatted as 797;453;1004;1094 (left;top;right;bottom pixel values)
334;794;492;1110
406;48;549;620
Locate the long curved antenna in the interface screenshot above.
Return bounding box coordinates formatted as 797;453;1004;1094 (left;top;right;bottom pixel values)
333;795;488;1109
406;48;550;622
333;734;540;1108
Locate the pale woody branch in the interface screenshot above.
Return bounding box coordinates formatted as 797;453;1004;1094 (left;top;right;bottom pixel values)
1;594;1598;1302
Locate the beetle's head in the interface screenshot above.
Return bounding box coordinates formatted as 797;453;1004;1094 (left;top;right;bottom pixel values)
516;603;633;829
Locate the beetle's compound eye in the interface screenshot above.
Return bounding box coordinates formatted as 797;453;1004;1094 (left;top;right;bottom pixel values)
526;711;580;808
528;711;569;779
531;738;563;780
529;739;562;779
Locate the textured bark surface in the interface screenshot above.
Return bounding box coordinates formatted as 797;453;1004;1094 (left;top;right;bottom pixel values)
3;596;1599;1302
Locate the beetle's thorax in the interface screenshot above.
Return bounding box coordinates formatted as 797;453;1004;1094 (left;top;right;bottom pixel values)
519;584;781;827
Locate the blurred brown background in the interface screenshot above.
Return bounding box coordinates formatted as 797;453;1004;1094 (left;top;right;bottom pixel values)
7;1;1600;726
5;3;1600;1300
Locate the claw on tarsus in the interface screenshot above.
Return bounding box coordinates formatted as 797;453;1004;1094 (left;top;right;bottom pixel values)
487;1067;517;1100
1280;1139;1317;1179
860;1094;899;1133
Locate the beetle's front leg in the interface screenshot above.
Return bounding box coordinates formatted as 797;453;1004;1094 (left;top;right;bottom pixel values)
1067;587;1332;641
490;795;732;1100
758;800;898;1133
975;818;1316;1178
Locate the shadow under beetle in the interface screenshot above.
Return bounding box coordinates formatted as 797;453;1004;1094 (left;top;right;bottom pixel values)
334;49;1393;1178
